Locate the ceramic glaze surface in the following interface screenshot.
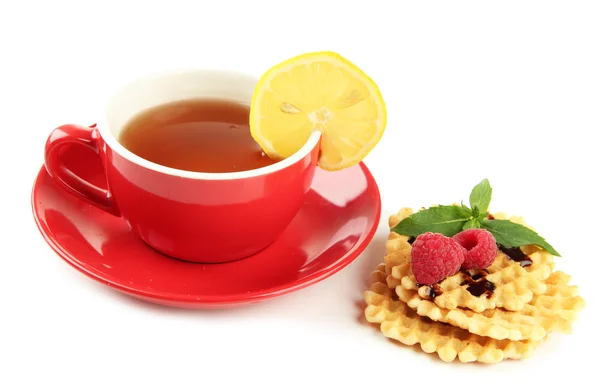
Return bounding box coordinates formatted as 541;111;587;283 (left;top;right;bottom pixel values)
32;161;381;307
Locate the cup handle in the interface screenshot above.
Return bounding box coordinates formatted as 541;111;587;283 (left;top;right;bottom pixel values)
44;124;120;216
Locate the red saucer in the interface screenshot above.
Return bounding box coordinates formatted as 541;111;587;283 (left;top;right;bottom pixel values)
32;161;381;308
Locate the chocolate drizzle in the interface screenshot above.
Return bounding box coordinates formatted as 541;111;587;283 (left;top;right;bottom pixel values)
467;280;496;298
427;284;443;299
460;269;496;298
416;283;443;299
498;244;533;267
470;271;489;280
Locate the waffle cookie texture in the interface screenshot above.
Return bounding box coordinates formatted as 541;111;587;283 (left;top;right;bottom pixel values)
364;209;585;363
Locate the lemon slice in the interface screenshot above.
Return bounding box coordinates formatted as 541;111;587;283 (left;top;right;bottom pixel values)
249;51;387;171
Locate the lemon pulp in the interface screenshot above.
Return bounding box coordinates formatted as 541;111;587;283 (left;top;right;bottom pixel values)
249;51;386;171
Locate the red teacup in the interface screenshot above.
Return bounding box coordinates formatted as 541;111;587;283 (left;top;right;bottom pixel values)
44;70;321;263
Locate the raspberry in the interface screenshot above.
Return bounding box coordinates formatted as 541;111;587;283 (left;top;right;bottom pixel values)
453;228;497;269
410;233;465;285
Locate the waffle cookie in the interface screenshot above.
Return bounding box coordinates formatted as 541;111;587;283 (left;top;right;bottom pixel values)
388;272;582;341
364;264;541;363
363;209;585;363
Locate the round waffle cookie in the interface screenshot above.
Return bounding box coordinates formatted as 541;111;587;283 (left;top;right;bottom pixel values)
364;264;541;363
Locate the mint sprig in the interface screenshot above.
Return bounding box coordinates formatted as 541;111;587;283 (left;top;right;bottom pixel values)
392;179;561;256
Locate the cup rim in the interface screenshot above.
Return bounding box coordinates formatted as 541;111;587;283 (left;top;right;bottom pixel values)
96;68;321;181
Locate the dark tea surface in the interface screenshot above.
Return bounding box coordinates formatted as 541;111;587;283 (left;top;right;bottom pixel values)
119;98;278;173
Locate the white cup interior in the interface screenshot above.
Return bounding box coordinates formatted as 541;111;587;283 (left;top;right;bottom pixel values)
105;70;257;139
98;69;320;180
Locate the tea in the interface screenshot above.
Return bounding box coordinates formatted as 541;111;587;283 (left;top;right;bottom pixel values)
119;98;279;173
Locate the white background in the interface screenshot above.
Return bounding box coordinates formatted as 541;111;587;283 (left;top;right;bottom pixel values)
1;0;599;388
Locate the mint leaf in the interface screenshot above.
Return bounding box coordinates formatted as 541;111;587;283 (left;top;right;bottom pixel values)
461;203;472;216
472;205;480;218
469;179;492;214
481;219;560;257
463;219;480;230
392;205;471;237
